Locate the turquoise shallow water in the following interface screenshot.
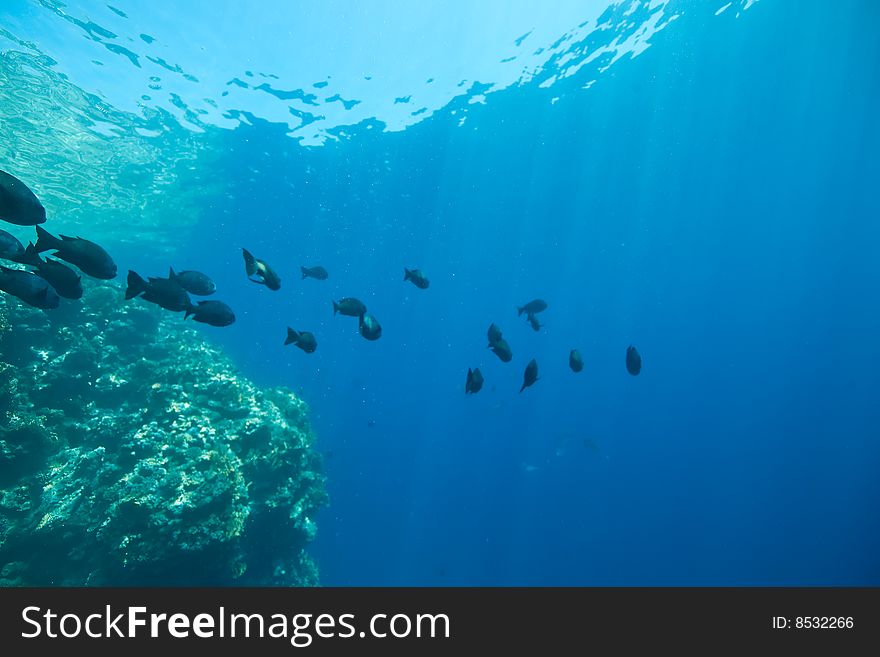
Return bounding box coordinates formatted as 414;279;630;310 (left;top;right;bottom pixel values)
1;0;879;585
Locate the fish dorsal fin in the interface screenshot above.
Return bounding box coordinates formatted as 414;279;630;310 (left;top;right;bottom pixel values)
59;234;78;241
198;300;208;306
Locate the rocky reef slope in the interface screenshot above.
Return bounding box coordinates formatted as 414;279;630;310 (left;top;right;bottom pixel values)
0;282;326;585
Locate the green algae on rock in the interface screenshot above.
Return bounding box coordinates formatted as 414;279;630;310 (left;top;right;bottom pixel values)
0;281;327;586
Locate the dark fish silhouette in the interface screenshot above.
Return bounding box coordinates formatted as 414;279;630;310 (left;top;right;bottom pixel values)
404;267;430;289
242;248;280;290
333;297;367;317
358;313;382;340
465;367;484;394
517;299;547;316
170;268;215;296
488;323;512;360
489;338;513;362
34;225;117;279
487;323;503;346
520;358;538;392
18;243;82;299
626;345;642;376
285;327;317;353
569;349;584;373
0;265;59;309
526;312;542;332
185;300;235;326
0;169;46;226
126;270;191;312
301;265;328;280
0;229;26;262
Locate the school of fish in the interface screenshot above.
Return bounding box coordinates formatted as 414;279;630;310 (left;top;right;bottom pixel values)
1;168;643;395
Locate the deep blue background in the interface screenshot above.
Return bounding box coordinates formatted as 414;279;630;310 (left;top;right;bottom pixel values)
117;1;880;585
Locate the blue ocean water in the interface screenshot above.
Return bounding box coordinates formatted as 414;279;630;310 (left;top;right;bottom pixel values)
2;0;879;585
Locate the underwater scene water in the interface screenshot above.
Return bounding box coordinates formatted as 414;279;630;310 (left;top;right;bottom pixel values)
1;0;879;586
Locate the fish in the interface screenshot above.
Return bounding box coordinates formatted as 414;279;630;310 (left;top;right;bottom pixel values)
301;265;329;280
526;312;542;332
0;265;59;309
487;323;503;346
520;358;539;392
489;338;513;362
17;243;82;299
125;270;191;312
242;248;280;290
333;297;367;317
0;229;26;263
465;367;484;394
403;267;430;289
626;345;642;376
169;267;215;296
185;300;235;326
517;299;547;316
569;349;583;373
34;225;117;279
358;313;382;340
285;327;317;353
0;169;46;226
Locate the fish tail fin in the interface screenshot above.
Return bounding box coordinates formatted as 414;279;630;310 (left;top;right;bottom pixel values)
184;303;197;319
519;383;526;393
404;268;411;281
169;267;176;280
242;248;257;276
284;327;298;345
517;306;524;316
301;266;308;279
125;270;147;300
34;225;60;253
332;301;339;315
19;242;43;266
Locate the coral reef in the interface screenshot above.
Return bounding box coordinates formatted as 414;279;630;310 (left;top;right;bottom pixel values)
0;281;326;586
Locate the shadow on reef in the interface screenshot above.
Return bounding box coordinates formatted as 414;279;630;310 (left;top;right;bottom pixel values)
0;281;327;586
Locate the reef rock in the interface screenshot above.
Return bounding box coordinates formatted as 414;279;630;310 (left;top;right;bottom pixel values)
0;281;327;586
